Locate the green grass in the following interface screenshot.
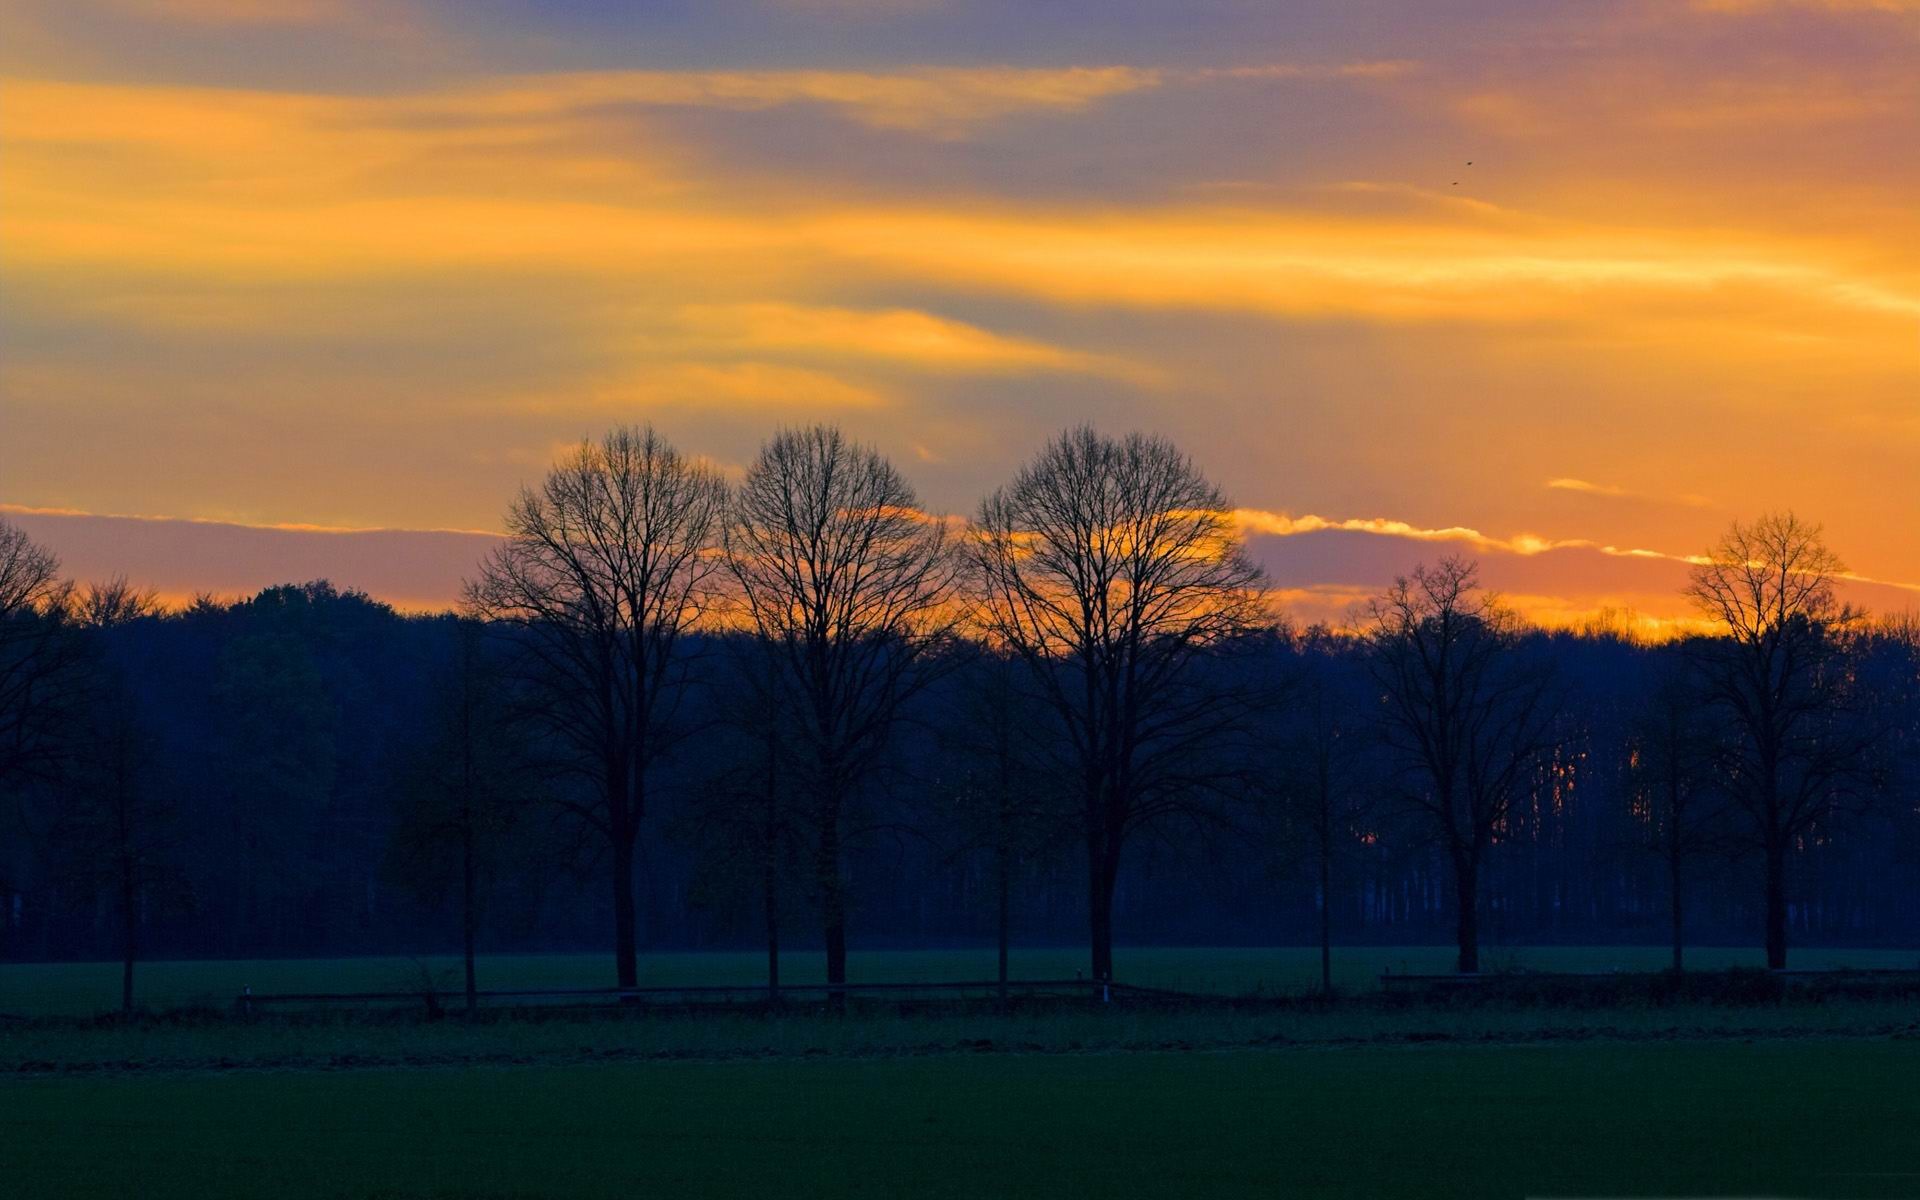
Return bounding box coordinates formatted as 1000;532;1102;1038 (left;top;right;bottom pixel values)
6;1040;1920;1198
9;947;1917;1197
8;944;1919;1018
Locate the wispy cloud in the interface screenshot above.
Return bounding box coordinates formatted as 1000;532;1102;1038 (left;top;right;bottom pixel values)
398;66;1166;137
1545;478;1713;508
10;75;1918;345
662;303;1147;379
565;362;892;413
1231;507;1705;565
7;3;1920;605
1188;60;1420;83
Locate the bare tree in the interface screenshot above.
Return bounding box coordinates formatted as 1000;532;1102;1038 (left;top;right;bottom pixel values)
934;646;1055;1004
54;579;170;1014
1684;512;1876;969
973;427;1268;983
681;647;801;1002
1623;651;1721;973
725;425;957;994
1270;630;1377;994
0;518;82;789
466;426;728;989
387;618;541;1012
1365;557;1559;974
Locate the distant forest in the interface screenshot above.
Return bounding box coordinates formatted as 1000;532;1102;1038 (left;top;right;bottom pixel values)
3;425;1917;997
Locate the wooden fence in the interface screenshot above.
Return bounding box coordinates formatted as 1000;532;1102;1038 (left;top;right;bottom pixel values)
232;977;1198;1015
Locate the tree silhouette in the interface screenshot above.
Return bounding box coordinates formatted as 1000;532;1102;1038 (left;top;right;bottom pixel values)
1623;649;1722;973
386;618;540;1011
54;579;173;1013
933;646;1056;1003
973;427;1268;982
1269;629;1378;993
468;426;728;989
1365;557;1560;974
725;425;957;995
1684;512;1878;969
0;518;83;790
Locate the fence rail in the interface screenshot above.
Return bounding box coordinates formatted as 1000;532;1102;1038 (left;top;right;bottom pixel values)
232;977;1172;1015
1379;965;1920;989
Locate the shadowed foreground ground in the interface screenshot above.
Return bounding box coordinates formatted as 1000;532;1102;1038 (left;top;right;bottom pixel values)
6;1039;1918;1199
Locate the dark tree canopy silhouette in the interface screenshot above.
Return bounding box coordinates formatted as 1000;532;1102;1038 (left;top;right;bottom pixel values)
725;425;958;993
1365;557;1561;974
972;427;1268;982
467;425;728;988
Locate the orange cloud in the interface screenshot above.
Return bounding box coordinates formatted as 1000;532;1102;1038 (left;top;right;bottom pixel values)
663;303;1144;379
1545;479;1713;508
563;362;891;413
9;75;1917;367
1691;0;1920;13
1232;508;1706;564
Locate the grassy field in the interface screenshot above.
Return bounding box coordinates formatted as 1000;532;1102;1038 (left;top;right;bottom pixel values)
6;1039;1920;1199
7;943;1920;1017
8;948;1920;1197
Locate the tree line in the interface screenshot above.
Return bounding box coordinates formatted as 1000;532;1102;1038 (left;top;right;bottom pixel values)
3;425;1917;1011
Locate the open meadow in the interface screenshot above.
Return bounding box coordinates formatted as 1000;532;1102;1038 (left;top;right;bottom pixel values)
6;946;1920;1197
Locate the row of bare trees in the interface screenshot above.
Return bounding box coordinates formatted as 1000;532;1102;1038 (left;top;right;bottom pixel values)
460;425;1273;992
1348;513;1886;974
450;423;1890;987
1;430;1900;998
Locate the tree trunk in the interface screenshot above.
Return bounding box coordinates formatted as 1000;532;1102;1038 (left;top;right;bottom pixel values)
461;807;478;1014
611;830;639;990
997;847;1011;1006
762;819;780;1003
1453;852;1480;974
818;787;847;1007
119;856;136;1016
995;716;1014;1008
1764;840;1788;970
1087;835;1118;985
1668;845;1685;975
762;725;781;1003
764;872;780;1004
1318;837;1333;994
117;773;137;1016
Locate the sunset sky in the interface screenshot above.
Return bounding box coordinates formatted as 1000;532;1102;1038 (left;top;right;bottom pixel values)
4;1;1919;628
